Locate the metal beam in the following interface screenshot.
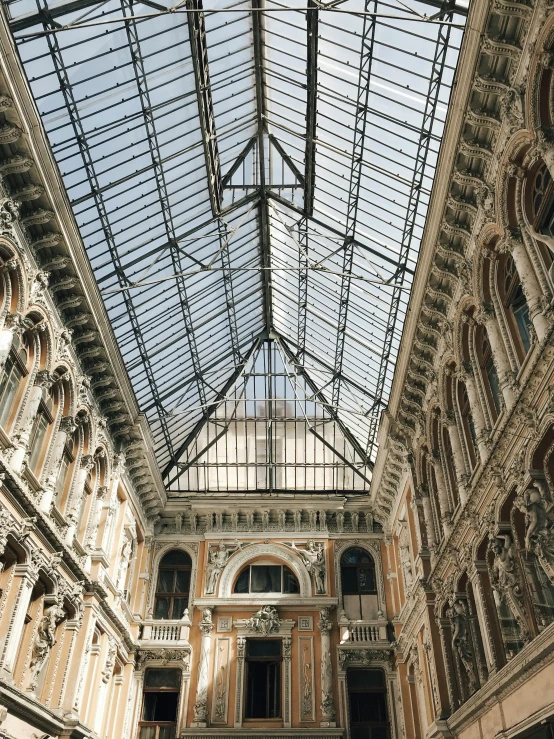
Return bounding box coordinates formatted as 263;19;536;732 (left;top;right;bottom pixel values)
122;0;209;420
304;0;318;216
9;0;167;31
252;0;273;332
39;3;175;458
366;0;453;459
331;0;376;410
187;0;223;214
162;335;261;481
278;336;374;471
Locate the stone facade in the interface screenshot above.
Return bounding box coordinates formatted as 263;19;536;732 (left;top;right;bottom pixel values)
0;1;554;739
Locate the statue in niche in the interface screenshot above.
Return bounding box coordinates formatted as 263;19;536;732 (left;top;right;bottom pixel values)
398;527;414;591
116;537;133;592
448;599;477;695
336;511;344;533
278;510;286;530
28;602;66;691
490;533;530;643
516;482;554;583
319;510;327;530
205;540;241;595
351;512;359;532
290;540;326;594
294;510;302;531
174;513;182;533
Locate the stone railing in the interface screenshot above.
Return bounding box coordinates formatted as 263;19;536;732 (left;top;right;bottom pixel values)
339;618;388;644
140;614;191;645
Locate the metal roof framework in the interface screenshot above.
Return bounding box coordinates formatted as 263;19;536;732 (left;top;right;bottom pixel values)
6;0;468;492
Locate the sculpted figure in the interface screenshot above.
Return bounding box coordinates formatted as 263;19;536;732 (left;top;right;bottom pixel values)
247;605;280;635
205;541;229;595
28;603;65;690
490;533;530;643
516;483;554;583
292;540;326;594
448;600;477;695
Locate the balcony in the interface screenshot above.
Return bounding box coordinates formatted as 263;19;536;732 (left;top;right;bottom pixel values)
140;612;191;646
339;614;389;644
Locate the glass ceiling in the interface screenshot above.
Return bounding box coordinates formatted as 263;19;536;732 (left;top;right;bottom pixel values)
7;0;468;492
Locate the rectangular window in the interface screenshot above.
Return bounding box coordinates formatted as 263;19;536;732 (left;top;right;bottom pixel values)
0;355;22;428
28;411;49;474
347;669;390;739
245;639;282;719
138;669;181;739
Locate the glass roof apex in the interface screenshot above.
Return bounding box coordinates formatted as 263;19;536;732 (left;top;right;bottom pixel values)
7;0;468;492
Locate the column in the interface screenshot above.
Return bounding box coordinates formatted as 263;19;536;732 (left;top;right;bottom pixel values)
419;488;437;551
62;604;97;713
502;230;550;341
458;365;489;464
319;607;336;727
84;486;108;572
476;305;516;409
192;607;213;728
234;636;246;728
0;563;39;676
65;454;95;545
430;456;452;538
283;635;292;728
469;562;505;674
436;617;459;714
39;416;78;513
10;370;54;472
444;412;468;506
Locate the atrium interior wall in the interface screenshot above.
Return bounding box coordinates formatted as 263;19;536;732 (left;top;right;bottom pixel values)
2;1;554;739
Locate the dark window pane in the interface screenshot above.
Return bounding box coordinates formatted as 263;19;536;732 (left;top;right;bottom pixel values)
138;727;156;739
245;660;281;718
160;551;191;567
234;567;250;593
349;692;387;723
358;567;376;593
171;598;187;619
251;565;281;592
159;728;176;739
153;692;178;721
283;567;299;593
154;598;170;620
351;729;370;739
348;669;385;690
142;693;157;721
246;640;281;657
145;669;181;689
157;570;174;593
341;567;359;594
175;571;190;593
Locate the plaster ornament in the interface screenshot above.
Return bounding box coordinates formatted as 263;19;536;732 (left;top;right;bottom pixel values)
515;481;554;583
246;605;280;635
28;603;66;691
289;540;326;594
448;599;477;695
205;540;242;595
490;533;530;643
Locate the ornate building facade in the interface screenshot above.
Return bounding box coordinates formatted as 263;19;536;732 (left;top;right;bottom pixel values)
0;0;554;738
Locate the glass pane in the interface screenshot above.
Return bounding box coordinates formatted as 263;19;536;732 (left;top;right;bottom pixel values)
251;565;281;592
234;567;250;593
349;692;387;723
283;567;299;594
170;598;187;620
138;727;156;739
358;567;376;593
175;570;190;594
145;669;181;689
341;566;359;594
160;551;191;567
157;570;174;593
153;692;178;721
154;598;170;620
246;639;281;657
348;669;385;690
159;728;176;739
142;693;157;721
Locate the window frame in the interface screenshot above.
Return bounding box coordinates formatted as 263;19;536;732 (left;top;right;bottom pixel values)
137;668;181;739
233;563;300;595
244;638;283;720
154;551;192;620
340;547;377;597
346;667;391;739
0;342;27;430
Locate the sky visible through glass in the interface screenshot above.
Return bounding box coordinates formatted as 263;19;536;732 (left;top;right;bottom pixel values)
8;0;468;492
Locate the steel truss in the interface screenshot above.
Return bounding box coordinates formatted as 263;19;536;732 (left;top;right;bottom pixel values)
365;0;454;459
38;0;175;457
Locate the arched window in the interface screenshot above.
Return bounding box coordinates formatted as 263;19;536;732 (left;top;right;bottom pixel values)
457;380;477;470
0;334;27;430
154;550;191;620
341;548;376;595
28;386;54;476
476;326;502;419
500;254;531;359
234;563;299;594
